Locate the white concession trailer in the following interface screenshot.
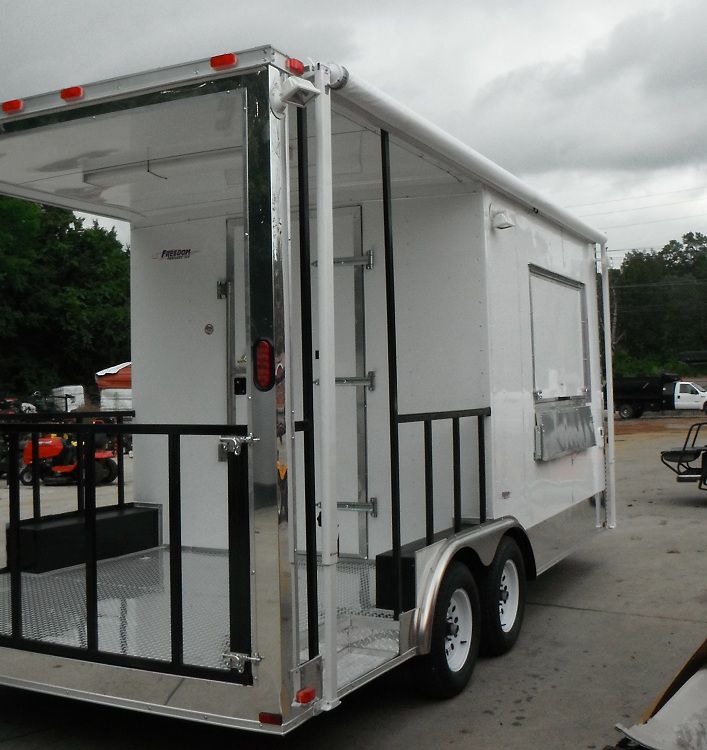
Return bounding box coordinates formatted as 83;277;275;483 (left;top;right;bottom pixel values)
0;46;615;733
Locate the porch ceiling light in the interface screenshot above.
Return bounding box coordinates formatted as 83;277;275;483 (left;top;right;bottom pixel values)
83;147;242;188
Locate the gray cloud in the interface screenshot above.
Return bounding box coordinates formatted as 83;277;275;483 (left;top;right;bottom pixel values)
459;0;707;175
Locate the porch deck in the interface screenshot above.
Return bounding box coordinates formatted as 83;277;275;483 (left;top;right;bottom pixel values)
0;547;398;688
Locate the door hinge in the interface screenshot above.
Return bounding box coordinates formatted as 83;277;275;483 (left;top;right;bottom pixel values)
223;651;262;673
312;249;374;270
314;371;375;391
217;279;230;299
337;497;378;517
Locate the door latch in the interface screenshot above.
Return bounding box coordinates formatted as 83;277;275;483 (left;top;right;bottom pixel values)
218;433;260;461
223;651;262;673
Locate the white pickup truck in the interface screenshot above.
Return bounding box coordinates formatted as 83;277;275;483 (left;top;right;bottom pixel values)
614;375;707;419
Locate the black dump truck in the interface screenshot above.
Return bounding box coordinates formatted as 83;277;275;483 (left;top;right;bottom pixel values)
614;373;707;419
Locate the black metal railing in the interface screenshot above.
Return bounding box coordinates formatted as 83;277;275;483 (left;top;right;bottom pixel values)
0;420;252;684
397;407;491;542
1;410;134;516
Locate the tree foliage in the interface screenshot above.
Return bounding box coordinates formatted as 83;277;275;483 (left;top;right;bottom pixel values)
611;231;707;375
0;197;129;396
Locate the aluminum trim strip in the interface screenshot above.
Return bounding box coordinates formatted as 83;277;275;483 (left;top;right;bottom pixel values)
0;47;286;127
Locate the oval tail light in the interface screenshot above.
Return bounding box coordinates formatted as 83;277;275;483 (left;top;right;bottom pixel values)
254;338;275;391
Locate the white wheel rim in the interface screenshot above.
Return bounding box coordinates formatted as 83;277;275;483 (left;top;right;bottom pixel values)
499;559;520;633
445;588;472;672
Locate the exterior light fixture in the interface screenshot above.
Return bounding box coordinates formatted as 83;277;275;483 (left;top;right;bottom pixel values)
270;75;320;119
491;208;516;230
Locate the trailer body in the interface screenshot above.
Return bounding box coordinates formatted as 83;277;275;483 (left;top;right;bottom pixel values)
0;47;612;733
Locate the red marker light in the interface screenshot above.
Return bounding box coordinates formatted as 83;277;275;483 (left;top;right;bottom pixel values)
259;712;283;726
254;339;275;391
210;53;238;70
2;99;24;114
287;58;305;75
295;686;316;705
60;86;84;101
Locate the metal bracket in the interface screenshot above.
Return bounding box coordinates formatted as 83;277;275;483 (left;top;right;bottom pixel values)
218;433;259;461
312;249;374;270
314;371;375;391
217;279;229;299
223;651;262;673
337;497;378;517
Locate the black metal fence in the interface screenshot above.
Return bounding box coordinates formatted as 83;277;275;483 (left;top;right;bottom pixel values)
2;410;134;517
397;407;491;544
0;419;253;684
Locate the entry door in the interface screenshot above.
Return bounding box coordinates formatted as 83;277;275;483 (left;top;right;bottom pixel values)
311;206;371;557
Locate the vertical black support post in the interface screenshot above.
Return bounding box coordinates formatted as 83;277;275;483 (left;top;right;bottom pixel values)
424;420;434;545
297;106;319;659
116;417;125;507
8;433;22;640
452;418;461;533
478;416;487;524
168;433;183;666
76;421;85;512
31;432;41;519
381;129;402;618
84;429;98;651
228;447;252;683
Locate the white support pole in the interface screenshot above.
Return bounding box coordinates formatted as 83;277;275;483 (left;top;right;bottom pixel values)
600;242;617;528
313;63;340;709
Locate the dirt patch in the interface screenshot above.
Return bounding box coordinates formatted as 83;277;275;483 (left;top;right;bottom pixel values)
614;414;705;437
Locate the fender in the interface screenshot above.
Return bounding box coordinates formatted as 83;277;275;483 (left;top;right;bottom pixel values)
412;517;524;655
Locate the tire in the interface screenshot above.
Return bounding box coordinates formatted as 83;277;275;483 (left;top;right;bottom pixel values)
19;465;34;486
480;537;527;656
93;459;109;484
703;402;707;415
618;403;635;419
414;562;481;698
100;458;118;484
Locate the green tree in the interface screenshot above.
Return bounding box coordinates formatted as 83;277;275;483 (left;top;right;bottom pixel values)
611;231;707;375
0;197;129;397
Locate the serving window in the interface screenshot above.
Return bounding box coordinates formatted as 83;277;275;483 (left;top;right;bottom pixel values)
529;266;589;403
529;266;595;461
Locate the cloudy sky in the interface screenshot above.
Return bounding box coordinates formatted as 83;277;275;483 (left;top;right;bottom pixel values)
1;0;706;260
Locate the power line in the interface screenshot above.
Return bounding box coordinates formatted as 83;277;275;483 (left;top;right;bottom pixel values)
599;212;707;230
580;196;707;219
614;280;707;289
565;184;707;209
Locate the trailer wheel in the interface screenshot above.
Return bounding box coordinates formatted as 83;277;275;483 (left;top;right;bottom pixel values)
480;537;526;656
415;562;480;698
618;403;635;419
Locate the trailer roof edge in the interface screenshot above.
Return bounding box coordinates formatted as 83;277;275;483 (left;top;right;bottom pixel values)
334;72;606;246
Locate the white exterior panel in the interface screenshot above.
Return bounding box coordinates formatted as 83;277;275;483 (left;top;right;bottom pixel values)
483;188;605;533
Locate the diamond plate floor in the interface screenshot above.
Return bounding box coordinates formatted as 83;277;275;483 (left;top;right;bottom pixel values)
0;548;400;688
0;547;230;669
